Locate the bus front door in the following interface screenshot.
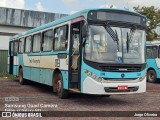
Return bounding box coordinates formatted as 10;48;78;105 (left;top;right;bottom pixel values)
69;21;83;92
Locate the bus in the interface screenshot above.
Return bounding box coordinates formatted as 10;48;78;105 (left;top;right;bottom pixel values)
146;41;160;83
8;8;147;99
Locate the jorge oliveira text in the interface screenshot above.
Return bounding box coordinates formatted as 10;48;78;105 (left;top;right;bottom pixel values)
134;112;158;117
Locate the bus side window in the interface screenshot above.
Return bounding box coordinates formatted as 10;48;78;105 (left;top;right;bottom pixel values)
19;38;25;53
54;25;68;50
146;46;157;58
33;33;41;52
13;41;18;56
25;36;32;53
42;29;53;52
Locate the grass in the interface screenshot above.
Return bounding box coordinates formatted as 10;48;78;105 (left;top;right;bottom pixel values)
0;73;17;80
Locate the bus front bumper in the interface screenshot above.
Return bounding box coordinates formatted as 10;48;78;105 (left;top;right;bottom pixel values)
82;76;146;95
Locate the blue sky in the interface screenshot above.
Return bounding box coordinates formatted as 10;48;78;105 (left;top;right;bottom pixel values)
0;0;160;14
25;0;107;14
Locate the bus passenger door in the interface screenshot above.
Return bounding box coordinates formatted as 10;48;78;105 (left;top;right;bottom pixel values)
69;20;83;92
9;42;14;74
13;41;19;76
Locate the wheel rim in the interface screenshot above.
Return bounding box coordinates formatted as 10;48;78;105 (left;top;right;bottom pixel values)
149;72;155;81
57;79;62;94
19;69;23;82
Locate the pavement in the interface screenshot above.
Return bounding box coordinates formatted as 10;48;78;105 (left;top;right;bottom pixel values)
0;78;160;120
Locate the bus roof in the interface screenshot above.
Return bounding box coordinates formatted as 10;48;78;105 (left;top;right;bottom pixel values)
10;8;146;40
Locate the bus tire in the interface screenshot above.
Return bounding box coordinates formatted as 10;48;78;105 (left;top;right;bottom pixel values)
19;68;26;85
147;70;157;83
56;73;68;99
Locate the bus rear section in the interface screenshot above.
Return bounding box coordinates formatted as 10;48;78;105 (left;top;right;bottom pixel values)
146;41;160;83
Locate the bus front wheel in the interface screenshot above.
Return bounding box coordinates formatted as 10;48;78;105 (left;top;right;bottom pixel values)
147;70;157;83
54;73;68;99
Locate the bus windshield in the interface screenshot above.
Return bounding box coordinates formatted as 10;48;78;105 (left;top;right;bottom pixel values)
84;25;145;64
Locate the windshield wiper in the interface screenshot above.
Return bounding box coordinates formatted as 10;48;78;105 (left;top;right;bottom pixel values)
129;26;136;42
103;23;119;51
126;26;137;53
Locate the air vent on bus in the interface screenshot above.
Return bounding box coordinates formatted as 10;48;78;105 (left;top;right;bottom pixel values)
98;65;144;72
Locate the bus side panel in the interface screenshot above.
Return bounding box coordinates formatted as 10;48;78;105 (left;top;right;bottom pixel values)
23;54;31;80
29;55;40;83
13;56;18;76
23;66;31;80
36;54;69;88
30;67;39;82
39;56;53;85
61;70;68;89
18;54;24;68
39;68;52;85
7;56;10;73
147;59;160;79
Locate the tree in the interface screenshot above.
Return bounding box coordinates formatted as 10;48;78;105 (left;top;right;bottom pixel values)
133;6;160;41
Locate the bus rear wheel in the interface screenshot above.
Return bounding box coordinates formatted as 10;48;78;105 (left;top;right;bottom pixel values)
54;73;68;99
19;68;26;85
147;70;157;83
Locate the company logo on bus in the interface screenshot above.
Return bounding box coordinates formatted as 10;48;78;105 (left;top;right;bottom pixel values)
119;68;128;71
121;74;125;78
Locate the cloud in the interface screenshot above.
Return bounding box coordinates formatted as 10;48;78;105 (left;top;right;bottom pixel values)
62;0;79;15
35;2;45;11
0;0;25;9
62;0;78;6
100;4;116;8
98;0;160;10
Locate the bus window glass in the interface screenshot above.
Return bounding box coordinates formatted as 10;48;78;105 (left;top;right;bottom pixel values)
85;25;145;64
33;33;41;52
54;25;68;50
14;41;18;56
19;38;24;53
25;36;32;53
146;46;157;58
42;30;53;51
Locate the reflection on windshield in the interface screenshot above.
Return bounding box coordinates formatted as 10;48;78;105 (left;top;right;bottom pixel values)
84;25;145;64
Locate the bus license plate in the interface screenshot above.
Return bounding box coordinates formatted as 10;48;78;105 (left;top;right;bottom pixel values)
117;85;128;90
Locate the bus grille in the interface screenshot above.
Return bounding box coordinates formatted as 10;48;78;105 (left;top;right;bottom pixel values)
99;65;144;72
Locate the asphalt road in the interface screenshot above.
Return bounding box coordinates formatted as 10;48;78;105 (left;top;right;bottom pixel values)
0;78;160;120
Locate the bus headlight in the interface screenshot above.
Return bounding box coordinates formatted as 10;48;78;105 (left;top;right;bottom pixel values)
87;72;93;77
139;75;146;82
97;77;103;82
86;71;103;82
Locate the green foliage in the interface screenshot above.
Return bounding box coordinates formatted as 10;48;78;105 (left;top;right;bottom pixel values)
0;73;16;80
133;6;160;41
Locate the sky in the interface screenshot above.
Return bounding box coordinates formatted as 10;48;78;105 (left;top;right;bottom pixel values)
0;0;160;14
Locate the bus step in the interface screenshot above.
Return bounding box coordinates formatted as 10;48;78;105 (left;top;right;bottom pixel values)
71;70;78;74
72;72;78;74
71;74;78;82
69;88;80;93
